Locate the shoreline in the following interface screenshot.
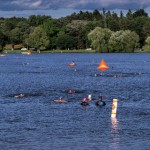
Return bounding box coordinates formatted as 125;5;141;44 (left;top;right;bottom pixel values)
1;49;149;54
2;49;96;54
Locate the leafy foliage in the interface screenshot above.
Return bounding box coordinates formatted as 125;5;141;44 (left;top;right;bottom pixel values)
88;27;113;52
25;26;49;50
0;8;150;52
108;30;139;52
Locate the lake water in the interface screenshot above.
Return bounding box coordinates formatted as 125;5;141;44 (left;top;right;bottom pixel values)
0;53;150;150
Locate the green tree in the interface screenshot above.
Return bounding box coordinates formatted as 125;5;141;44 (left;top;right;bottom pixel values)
66;20;88;49
93;9;102;20
133;9;148;18
108;30;139;52
126;9;133;20
10;27;21;42
142;19;150;39
120;10;124;19
0;20;15;46
132;16;147;46
145;36;150;46
25;26;49;50
88;27;113;52
42;20;61;49
82;21;103;48
143;36;150;52
56;32;75;50
28;15;51;26
0;30;6;50
16;21;35;47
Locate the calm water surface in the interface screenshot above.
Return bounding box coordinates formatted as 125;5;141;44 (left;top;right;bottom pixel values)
0;53;150;150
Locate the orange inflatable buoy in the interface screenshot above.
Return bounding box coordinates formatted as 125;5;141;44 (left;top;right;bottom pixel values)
53;100;68;103
98;59;109;71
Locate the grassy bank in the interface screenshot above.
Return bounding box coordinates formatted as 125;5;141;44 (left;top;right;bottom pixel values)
41;49;96;53
3;49;96;54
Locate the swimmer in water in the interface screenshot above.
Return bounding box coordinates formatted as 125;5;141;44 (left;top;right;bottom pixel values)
88;94;92;102
95;96;106;106
72;61;75;65
81;97;89;106
68;89;73;94
15;93;25;98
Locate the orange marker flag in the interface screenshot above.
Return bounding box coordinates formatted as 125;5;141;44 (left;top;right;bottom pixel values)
98;59;109;71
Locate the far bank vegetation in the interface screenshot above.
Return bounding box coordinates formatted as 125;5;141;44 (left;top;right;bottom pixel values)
0;9;150;53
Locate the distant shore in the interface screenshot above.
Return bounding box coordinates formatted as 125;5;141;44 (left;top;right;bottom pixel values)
2;49;96;54
1;49;149;54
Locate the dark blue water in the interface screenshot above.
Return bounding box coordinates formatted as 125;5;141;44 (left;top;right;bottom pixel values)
0;53;150;150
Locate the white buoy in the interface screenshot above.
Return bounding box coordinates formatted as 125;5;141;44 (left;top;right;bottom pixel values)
111;99;118;118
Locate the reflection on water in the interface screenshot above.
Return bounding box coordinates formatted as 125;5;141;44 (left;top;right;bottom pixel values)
111;118;120;150
111;118;118;131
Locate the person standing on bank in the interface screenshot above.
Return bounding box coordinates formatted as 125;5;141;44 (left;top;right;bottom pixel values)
95;96;106;106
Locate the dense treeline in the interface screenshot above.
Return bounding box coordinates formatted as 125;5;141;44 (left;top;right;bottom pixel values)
0;9;150;52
